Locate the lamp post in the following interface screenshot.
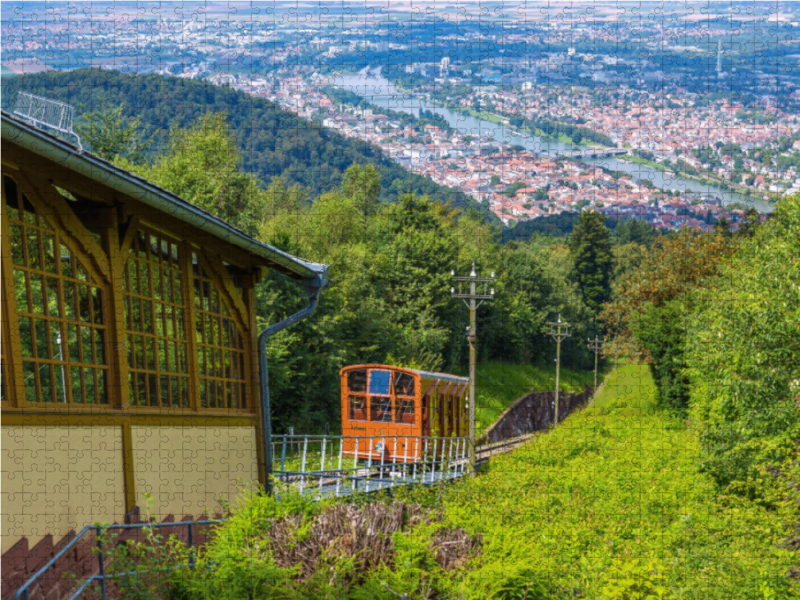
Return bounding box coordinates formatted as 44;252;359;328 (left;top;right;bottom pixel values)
546;314;571;428
588;335;603;395
451;262;494;471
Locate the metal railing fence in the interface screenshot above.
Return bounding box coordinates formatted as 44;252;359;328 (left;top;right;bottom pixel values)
14;519;225;600
273;434;472;498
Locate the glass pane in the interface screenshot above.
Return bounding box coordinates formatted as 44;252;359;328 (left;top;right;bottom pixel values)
150;236;160;264
142;300;153;333
147;338;157;371
370;396;392;423
394;373;416;397
71;366;82;403
46;277;61;318
163;271;172;303
134;335;144;369
160;375;169;407
42;233;56;273
170;376;179;408
39;363;53;403
141;262;151;295
92;288;103;324
10;223;24;265
98;369;108;404
49;321;63;361
396;399;416;425
66;323;79;362
63;282;76;321
26;227;41;269
173;272;182;303
60;243;73;278
178;343;187;373
130;261;140;295
136;372;147;406
166;307;174;338
21;194;36;225
54;363;68;404
369;370;391;395
81;325;93;363
76;261;88;282
78;284;90;322
176;308;185;339
34;319;49;359
167;341;175;373
4;176;19;220
348;369;367;393
85;367;95;404
19;317;33;357
29;274;44;314
14;270;29;313
181;377;189;408
148;374;158;407
349;395;367;421
153;266;162;300
94;329;105;365
23;362;38;404
131;297;141;332
200;379;206;408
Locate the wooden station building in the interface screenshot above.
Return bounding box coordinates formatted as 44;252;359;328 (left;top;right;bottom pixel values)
0;111;328;592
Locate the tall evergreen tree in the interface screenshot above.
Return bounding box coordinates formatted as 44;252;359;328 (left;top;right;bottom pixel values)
569;210;613;313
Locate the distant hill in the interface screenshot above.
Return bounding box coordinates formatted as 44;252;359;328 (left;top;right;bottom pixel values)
2;68;497;223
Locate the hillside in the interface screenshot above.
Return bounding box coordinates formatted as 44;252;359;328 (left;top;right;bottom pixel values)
1;68;497;223
121;364;799;599
457;362;596;436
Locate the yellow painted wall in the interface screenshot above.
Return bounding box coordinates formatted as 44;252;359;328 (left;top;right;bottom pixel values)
1;426;126;553
131;425;258;519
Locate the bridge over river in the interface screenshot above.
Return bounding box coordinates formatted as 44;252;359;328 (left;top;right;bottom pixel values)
556;148;629;159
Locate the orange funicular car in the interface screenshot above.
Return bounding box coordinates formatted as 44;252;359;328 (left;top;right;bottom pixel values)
340;364;469;463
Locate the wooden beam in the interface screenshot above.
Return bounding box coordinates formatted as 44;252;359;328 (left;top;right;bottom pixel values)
121;419;137;513
181;241;201;413
118;215;141;259
1;143;116;206
1;184;24;407
1;410;256;427
242;273;264;486
201;250;249;333
14;171;111;284
101;208;132;411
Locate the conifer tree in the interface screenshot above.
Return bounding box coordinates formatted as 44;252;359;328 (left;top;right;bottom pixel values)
569;210;612;313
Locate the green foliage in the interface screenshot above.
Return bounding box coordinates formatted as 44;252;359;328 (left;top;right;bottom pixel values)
439;365;799;599
342;163;381;218
74;104;155;163
569;210;613;313
687;193;800;489
124;113;269;237
463;362;596;436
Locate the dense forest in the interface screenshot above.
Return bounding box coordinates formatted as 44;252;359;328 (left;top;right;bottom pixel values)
1;69;497;223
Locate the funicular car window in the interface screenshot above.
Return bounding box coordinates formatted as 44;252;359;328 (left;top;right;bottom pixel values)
348;369;367;393
394;372;415;397
395;399;415;425
370;396;392;422
348;394;367;421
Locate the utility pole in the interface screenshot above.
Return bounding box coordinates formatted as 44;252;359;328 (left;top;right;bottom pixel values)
452;262;494;472
588;335;603;396
546;314;571;428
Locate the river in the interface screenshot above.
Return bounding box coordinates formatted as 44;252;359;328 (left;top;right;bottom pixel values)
330;68;773;212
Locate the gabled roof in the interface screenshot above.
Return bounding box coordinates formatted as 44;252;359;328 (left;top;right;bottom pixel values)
1;110;328;285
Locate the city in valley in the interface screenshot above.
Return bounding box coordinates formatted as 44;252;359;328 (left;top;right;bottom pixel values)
4;1;800;230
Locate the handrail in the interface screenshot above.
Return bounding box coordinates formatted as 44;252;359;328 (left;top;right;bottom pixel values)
14;519;225;600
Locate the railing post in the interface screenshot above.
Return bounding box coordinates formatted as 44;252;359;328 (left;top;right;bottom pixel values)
188;523;195;571
97;526;108;600
280;434;288;483
319;436;327;492
300;437;308;494
431;439;438;483
336;438;344;497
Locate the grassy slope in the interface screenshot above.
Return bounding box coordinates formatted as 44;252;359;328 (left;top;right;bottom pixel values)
453;362;596;436
437;364;798;599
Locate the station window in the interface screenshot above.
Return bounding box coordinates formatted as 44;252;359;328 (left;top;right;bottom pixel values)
4;175;109;405
123;229;189;409
370;396;392;422
193;255;247;410
348;395;367;421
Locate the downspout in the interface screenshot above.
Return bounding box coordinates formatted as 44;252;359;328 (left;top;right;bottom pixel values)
259;270;329;495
